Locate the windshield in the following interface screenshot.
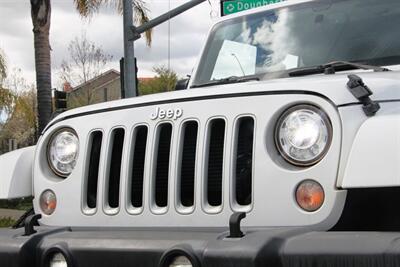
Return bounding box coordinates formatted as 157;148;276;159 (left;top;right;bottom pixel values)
193;0;400;86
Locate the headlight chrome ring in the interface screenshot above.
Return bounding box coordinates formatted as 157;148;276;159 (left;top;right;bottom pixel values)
47;128;79;177
275;104;332;166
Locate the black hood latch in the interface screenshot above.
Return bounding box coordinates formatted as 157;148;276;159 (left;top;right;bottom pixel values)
347;74;380;116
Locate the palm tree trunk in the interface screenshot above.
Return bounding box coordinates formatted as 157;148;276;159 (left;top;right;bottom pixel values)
31;0;52;134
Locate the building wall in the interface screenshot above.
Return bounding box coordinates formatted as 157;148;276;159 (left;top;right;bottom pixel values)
67;71;122;109
66;70;159;110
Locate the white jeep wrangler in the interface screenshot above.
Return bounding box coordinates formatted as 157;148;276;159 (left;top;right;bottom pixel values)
1;0;400;266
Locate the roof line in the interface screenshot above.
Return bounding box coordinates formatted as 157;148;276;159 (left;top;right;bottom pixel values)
72;69;120;91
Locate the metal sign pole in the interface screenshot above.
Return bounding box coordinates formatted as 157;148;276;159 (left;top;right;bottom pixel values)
123;0;137;98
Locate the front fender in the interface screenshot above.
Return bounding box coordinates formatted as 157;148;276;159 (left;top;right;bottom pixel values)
340;106;400;188
0;146;35;199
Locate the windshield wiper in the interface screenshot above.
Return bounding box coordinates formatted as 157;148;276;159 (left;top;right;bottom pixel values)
191;75;260;88
288;60;390;77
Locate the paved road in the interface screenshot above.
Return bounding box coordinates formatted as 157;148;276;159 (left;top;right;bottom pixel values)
0;209;25;220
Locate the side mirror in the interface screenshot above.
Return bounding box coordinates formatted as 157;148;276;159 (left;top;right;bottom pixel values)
175;78;190;90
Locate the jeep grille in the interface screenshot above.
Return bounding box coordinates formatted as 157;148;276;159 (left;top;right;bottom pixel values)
83;117;255;215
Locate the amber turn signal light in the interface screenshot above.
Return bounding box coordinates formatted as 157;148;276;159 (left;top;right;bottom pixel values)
296;180;324;212
40;190;57;215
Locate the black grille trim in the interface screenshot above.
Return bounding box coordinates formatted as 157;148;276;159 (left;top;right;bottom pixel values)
130;126;148;209
154;124;173;208
234;117;255;206
85;131;103;210
107;128;125;209
179;121;198;208
206;119;226;207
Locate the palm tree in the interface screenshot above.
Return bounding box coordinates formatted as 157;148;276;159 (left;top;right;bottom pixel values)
30;0;52;134
75;0;152;45
30;0;151;133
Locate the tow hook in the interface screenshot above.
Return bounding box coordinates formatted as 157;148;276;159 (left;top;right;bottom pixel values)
23;214;42;236
228;212;247;238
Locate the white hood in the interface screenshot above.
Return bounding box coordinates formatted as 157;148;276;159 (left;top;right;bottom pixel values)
46;69;400;132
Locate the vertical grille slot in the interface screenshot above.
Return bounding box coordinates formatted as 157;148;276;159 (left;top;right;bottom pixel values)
108;128;125;209
86;131;103;209
207;119;226;207
235;117;254;206
130;126;148;208
179;121;198;208
154;124;172;208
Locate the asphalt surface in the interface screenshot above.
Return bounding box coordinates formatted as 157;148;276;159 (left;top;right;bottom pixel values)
0;209;24;220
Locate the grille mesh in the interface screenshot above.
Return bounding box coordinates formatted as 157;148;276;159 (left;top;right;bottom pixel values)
130;126;148;208
154;124;173;208
235;117;254;206
107;128;125;209
86;131;103;209
179;121;198;207
207;119;226;207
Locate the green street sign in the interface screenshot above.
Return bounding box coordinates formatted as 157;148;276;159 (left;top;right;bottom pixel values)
221;0;285;16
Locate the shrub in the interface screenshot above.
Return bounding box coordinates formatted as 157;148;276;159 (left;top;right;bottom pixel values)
0;217;15;228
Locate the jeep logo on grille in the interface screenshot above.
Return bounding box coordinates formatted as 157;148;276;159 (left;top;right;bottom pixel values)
150;107;183;120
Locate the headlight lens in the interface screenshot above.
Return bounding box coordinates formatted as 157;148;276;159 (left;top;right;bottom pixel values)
276;105;332;166
47;128;79;177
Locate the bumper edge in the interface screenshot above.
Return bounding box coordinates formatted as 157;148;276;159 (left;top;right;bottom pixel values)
1;227;400;267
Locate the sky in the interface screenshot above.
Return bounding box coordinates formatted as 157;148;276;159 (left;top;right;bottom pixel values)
0;0;221;90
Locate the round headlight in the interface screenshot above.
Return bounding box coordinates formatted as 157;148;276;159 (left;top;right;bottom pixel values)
47;128;79;177
275;105;332;166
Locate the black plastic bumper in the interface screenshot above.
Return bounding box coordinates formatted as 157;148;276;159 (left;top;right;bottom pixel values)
1;226;400;267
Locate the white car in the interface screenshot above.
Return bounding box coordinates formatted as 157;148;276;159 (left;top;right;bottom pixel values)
1;0;400;266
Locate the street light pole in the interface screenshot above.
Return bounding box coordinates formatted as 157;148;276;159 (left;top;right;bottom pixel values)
122;0;136;98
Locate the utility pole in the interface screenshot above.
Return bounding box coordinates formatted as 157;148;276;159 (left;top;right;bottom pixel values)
123;0;137;98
